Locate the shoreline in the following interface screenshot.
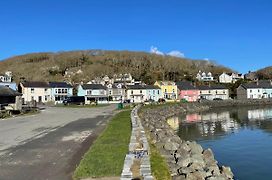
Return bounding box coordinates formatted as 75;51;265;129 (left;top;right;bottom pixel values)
139;99;272;179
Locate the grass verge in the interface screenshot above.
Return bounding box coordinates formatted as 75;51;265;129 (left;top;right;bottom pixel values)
73;110;131;179
149;140;172;180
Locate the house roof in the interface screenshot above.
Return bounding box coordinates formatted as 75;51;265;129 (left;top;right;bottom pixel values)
176;81;197;90
49;82;72;88
21;81;50;88
81;84;107;90
240;80;272;89
155;81;175;86
145;85;161;90
0;86;21;96
197;84;227;90
127;85;147;90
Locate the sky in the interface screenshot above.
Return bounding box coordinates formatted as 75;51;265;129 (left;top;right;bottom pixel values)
1;0;272;73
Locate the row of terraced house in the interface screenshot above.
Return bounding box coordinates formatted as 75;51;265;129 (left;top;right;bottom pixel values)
16;80;230;104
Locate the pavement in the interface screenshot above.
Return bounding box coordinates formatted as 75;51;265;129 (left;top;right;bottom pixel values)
0;105;116;180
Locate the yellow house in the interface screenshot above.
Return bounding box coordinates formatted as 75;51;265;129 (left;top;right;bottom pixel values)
154;81;178;101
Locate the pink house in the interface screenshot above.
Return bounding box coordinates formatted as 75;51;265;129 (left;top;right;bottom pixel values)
176;81;200;102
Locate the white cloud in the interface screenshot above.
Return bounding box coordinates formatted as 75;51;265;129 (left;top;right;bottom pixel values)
167;50;185;58
150;46;164;56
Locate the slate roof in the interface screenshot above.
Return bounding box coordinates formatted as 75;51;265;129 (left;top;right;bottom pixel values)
145;85;161;90
176;81;197;90
240;80;272;89
49;82;73;88
21;81;50;88
197;84;228;90
126;85;147;90
81;84;107;90
0;86;21;96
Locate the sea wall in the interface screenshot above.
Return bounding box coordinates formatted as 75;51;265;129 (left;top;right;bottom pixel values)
139;99;272;180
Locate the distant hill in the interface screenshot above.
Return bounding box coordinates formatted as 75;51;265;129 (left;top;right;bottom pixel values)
0;50;233;84
256;66;272;80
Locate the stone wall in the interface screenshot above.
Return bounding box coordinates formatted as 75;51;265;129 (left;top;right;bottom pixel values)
139;100;272;180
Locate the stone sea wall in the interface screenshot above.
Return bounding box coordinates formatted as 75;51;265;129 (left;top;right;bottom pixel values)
139;99;272;180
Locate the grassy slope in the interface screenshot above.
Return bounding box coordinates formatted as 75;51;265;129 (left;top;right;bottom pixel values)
73;110;131;179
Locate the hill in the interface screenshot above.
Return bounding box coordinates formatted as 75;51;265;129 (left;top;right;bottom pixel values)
0;50;233;84
256;66;272;80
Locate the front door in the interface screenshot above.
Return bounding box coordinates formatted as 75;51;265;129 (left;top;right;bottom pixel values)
38;96;42;103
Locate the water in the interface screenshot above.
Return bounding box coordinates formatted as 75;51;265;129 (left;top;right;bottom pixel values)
167;106;272;180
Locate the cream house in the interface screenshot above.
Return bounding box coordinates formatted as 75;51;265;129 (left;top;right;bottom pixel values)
198;85;229;100
19;81;51;104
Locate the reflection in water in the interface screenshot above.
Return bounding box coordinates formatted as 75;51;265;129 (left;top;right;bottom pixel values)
167;117;179;130
168;106;272;180
170;106;272;141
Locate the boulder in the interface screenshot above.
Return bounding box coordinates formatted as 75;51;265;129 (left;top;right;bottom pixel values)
164;141;180;151
187;141;203;154
177;157;192;167
203;148;217;166
186;171;206;180
221;166;234;179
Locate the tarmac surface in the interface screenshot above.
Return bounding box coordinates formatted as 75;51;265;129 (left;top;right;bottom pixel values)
0;105;116;180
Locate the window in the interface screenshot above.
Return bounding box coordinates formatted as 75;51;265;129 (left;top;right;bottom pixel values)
158;90;160;95
223;90;225;94
87;90;92;95
172;89;175;92
62;89;65;93
109;90;112;95
216;91;218;94
45;96;48;101
31;88;34;93
58;89;61;93
250;90;252;93
64;89;68;93
140;90;142;93
165;89;167;92
208;90;211;93
131;90;133;95
45;88;48;92
258;89;260;93
55;89;58;93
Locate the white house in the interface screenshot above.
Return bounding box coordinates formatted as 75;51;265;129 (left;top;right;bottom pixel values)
126;85;147;103
0;71;12;83
198;85;229;100
219;72;244;83
77;84;108;104
18;81;51;104
237;81;272;100
196;71;214;81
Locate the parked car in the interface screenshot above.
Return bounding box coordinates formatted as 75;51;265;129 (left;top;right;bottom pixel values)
63;96;85;105
123;99;131;103
158;98;166;103
213;98;223;101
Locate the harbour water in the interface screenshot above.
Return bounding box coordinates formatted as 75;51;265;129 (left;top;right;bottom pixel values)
167;106;272;180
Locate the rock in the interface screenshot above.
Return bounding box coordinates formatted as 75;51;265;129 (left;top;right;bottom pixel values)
221;166;234;179
177;157;192;167
186;171;205;180
203;148;217;166
173;175;186;180
206;175;228;180
164;141;180;151
207;165;221;176
187;141;203;154
179;143;191;152
188;162;204;171
191;154;205;165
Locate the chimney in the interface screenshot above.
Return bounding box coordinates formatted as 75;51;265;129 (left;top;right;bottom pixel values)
256;81;259;86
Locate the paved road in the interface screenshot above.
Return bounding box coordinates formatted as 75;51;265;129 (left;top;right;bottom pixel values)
0;105;116;180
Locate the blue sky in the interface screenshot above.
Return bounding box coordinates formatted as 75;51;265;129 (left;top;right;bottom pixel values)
1;0;272;73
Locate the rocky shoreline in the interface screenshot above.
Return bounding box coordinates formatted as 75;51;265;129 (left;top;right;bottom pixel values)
139;99;272;180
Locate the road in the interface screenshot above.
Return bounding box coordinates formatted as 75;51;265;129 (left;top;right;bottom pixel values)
0;105;116;180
